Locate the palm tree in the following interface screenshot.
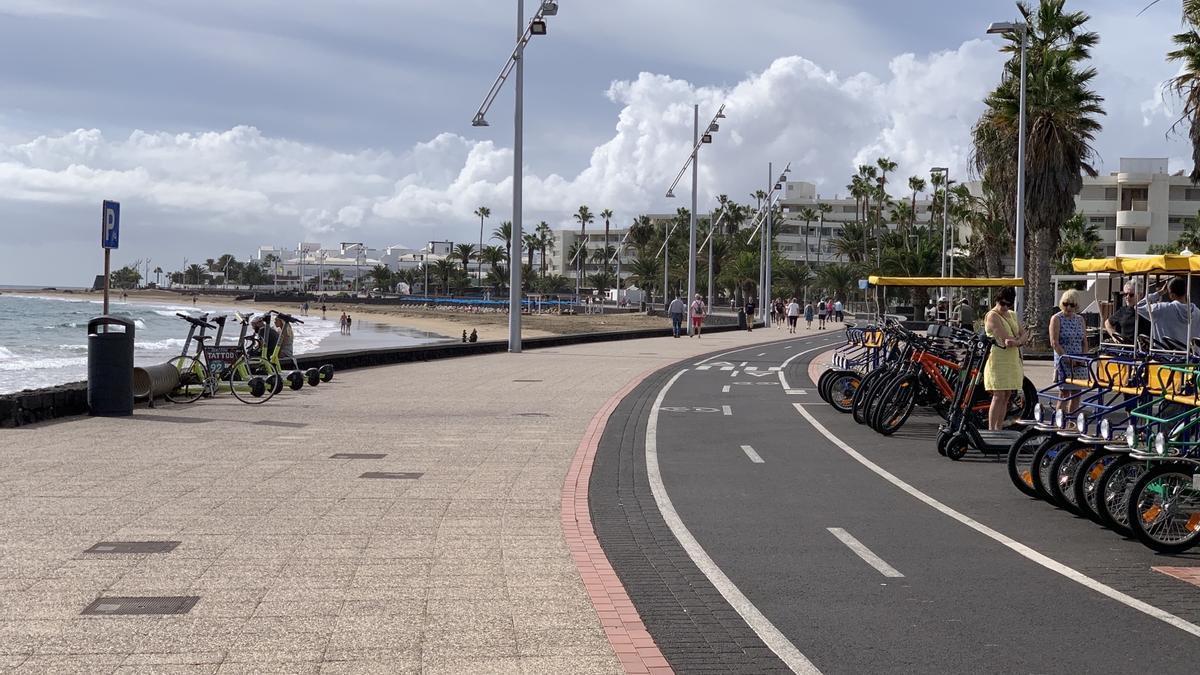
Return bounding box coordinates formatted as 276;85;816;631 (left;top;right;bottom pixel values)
431;258;456;295
492;221;513;262
573;206;594;292
831;221;871;264
326;268;344;289
152;266;163;287
628;255;662;300
186;263;205;285
1150;0;1200;180
816;203;832;265
368;264;393;291
815;263;859;302
796;206;818;267
907;175;927;235
534;222;554;275
777;261;812;300
1055;213;1102;273
599;208;614;275
972;0;1104;340
522;232;539;271
474;206;491;281
720;251;760;305
453;243;478;279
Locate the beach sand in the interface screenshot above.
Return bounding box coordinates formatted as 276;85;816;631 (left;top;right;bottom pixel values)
4;288;671;342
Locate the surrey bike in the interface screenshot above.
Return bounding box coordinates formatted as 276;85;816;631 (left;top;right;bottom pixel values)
817;322;888;411
167;311;284;404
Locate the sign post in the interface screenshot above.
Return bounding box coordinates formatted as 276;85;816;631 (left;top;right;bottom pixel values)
101;200;120;316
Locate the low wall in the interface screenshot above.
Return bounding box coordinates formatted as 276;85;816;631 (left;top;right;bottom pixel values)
0;322;757;428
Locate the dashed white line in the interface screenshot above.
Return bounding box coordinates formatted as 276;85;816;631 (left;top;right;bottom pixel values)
648;373;820;673
740;444;764;463
757;352;766;356
792;402;1200;640
722;405;732;416
731;370;740;377
722;385;731;393
827;528;904;578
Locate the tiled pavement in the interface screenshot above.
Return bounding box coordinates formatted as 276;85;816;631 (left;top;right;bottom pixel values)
0;326;802;673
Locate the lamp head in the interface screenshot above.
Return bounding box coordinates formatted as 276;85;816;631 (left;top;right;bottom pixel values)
472;115;490;127
708;122;719;133
530;19;547;35
701;134;713;144
540;0;558;16
666;190;675;199
986;21;1024;34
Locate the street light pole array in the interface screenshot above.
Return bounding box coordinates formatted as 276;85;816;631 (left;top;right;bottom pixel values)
471;0;558;354
987;19;1029;313
665;103;725;334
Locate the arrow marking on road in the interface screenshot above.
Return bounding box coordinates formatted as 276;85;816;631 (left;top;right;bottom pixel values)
722;405;732;416
746;371;773;378
740;445;764;463
722;385;731;393
827;528;904;578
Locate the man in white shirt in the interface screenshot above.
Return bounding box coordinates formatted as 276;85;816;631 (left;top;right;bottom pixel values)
668;296;686;338
833;299;844;322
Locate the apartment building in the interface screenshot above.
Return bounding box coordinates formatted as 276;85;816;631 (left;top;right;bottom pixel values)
1076;157;1200;257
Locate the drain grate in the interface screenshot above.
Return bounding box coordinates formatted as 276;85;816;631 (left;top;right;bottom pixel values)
515;412;550;417
359;472;423;480
254;420;308;429
331;453;387;460
512;379;543;383
81;596;199;616
84;541;180;554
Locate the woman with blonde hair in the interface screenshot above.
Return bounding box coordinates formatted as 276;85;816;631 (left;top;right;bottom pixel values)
1049;288;1088;416
984;288;1029;430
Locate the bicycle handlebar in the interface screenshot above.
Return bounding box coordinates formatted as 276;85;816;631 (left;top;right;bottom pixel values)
175;312;217;330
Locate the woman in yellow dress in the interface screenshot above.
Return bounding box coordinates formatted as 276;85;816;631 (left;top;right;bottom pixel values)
984;287;1029;430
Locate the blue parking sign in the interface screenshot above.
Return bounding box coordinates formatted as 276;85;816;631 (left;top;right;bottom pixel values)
101;200;120;249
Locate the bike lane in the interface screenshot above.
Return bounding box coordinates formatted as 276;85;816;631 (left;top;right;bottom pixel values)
595;333;1200;673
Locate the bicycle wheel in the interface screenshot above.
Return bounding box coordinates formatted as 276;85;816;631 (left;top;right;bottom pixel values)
1074;450;1117;524
1007;431;1052;499
1126;463;1200;554
853;368;891;425
1033;439;1068;503
165;355;208;404
873;375;917;436
1048;441;1092;516
230;357;280;405
1009;378;1038;420
1096;455;1145;537
826;372;861;413
817;369;837;403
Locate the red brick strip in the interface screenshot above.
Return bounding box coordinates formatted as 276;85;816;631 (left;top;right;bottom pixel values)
1152;566;1200;588
806;348;838;391
562;368;674;675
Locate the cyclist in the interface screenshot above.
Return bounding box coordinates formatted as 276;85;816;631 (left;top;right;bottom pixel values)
1104;281;1138;343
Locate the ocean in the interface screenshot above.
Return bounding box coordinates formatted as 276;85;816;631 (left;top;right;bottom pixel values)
0;293;448;394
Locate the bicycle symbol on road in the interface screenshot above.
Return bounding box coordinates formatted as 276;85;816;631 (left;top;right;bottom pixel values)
659;406;722;413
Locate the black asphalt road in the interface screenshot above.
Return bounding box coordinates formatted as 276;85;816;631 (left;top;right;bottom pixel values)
600;330;1200;674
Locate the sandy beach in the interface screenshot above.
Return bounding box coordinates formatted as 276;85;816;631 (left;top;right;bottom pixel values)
2;288;672;342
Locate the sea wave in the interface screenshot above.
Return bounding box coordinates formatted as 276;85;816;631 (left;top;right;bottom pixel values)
0;356;86;371
0;346;16;360
134;338;186;351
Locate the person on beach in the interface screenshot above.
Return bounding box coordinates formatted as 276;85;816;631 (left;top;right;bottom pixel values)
668;295;686;338
689;294;706;338
469;329;478;343
786;297;800;334
345;314;352;335
339;312;347;335
804;301;814;329
817;299;827;330
984;287;1029;431
744;295;757;332
321;304;327;320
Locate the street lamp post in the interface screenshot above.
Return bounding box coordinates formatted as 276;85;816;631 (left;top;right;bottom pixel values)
471;0;558;353
988;19;1029;313
931;166;950;305
665;103;725;334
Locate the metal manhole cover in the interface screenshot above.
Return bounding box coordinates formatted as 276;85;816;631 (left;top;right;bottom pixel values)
84;541;180;554
331;453;387;460
515;412;550;417
81;596;199;616
254;420;308;429
513;379;543;383
359;472;423;480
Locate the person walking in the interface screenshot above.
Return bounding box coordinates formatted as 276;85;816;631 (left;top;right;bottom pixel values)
774;298;786;330
668;295;686;338
984;287;1029;430
689;294;707;338
744;294;757;332
786;297;800;334
345;313;352;335
817;298;827;330
955;298;976;329
1050;289;1088;418
804;301;814;330
339;312;347;335
834;298;844;322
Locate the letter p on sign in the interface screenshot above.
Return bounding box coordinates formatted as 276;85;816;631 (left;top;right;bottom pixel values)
101;200;120;249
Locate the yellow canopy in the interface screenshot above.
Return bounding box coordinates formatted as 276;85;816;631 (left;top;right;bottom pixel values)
1071;257;1124;273
867;276;1025;288
1120;254;1196;275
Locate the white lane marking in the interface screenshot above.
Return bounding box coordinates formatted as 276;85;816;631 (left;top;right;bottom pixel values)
740;361;748;367
693;334;825;365
787;389;808;395
740;445;764;463
721;366;734;371
778;340;839;390
722;385;731;393
745;366;758;371
785;345;793;349
792;403;1200;640
757;352;766;357
731;370;740;377
649;372;820;673
722;405;732;416
696;365;712;371
827;528;904;578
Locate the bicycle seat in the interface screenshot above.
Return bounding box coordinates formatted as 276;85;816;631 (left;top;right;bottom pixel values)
211;315;227;325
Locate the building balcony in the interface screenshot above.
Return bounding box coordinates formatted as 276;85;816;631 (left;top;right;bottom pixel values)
1115;240;1149;256
1116;210;1152;228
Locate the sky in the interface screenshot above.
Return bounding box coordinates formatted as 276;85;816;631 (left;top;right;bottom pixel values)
0;0;1192;286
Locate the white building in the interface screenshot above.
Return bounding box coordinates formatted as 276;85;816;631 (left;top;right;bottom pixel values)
1075;157;1199;257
